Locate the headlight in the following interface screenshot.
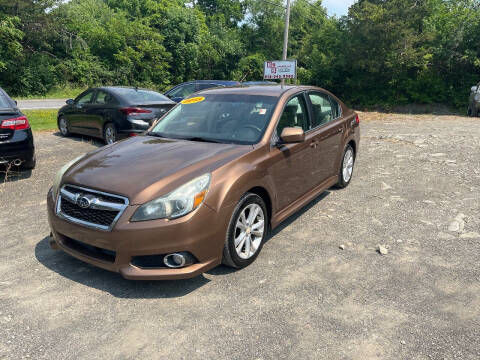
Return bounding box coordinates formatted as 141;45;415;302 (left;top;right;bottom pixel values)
52;155;85;199
131;173;211;221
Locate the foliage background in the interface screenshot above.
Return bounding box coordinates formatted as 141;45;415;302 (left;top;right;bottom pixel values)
0;0;479;109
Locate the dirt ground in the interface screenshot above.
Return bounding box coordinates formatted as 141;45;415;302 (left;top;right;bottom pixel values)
0;113;479;360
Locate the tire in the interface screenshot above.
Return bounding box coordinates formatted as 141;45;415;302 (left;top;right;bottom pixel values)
222;193;268;269
335;144;355;188
22;155;36;170
103;123;117;145
58;117;70;137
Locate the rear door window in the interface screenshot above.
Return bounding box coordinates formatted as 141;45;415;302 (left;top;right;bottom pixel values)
197;83;220;91
329;97;342;119
308;92;333;128
94;90;116;105
167;84;196;99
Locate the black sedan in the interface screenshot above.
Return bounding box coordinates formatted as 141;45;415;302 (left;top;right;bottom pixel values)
0;87;35;169
58;87;176;144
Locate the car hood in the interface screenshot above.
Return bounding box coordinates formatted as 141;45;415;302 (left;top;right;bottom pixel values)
62;136;251;204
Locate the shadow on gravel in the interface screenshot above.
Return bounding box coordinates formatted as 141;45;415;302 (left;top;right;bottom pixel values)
34;236;210;298
207;191;331;277
268;191;330;240
206;191;331;277
53;132;104;147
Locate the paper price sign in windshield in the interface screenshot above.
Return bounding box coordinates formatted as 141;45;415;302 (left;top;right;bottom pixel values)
264;60;297;80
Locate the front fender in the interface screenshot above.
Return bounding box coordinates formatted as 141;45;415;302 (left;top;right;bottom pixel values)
205;160;273;214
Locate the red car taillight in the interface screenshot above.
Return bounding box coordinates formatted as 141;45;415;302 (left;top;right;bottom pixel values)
355;113;360;124
120;107;152;115
0;116;30;130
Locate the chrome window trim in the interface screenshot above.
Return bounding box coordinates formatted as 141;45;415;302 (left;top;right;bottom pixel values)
56;184;129;232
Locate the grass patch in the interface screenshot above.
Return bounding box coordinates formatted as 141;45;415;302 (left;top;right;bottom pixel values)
23;109;58;131
16;85;86;100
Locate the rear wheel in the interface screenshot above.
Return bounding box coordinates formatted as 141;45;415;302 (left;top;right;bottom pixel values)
222;193;268;269
335;144;355;188
103;123;117;145
58;117;70;136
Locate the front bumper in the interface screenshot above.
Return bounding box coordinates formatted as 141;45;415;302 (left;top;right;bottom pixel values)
47;188;232;280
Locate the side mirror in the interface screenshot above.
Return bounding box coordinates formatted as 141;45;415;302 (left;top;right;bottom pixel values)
279;127;305;144
66;99;74;105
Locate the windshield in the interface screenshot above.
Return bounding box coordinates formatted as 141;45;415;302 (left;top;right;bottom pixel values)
150;94;278;144
0;95;13;109
112;88;170;103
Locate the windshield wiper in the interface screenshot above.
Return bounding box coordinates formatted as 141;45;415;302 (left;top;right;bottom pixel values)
181;136;222;143
146;132;167;138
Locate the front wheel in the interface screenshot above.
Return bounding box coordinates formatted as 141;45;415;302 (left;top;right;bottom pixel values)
335;144;355;188
222;193;268;269
58;117;70;137
103;123;117;145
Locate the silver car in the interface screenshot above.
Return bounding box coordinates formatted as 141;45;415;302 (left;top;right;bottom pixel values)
468;83;480;117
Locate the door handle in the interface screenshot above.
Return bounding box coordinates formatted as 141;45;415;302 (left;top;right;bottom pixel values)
309;140;318;149
338;127;343;133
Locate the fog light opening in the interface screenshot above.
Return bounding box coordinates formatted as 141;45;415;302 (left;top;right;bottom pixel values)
163;252;194;268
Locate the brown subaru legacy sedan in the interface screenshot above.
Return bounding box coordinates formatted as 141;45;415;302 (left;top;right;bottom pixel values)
47;85;360;280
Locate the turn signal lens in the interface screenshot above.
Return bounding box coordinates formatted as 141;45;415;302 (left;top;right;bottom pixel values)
193;190;207;209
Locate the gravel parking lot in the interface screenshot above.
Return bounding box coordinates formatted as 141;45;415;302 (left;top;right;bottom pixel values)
1;112;479;360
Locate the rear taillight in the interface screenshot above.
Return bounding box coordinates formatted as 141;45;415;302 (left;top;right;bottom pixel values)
128;133;138;137
120;107;152;115
355;113;360;125
0;116;30;130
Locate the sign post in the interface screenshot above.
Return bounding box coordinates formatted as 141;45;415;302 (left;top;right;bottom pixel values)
263;60;297;87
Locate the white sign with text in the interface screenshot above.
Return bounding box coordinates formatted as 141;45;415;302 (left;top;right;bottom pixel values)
263;60;297;80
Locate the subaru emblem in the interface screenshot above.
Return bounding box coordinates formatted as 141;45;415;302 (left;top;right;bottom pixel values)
77;195;94;209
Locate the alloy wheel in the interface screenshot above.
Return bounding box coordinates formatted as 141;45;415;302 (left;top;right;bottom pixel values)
342;148;354;183
59;118;68;135
104;125;116;144
234;203;265;259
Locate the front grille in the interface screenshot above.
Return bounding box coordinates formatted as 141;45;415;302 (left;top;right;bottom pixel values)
56;184;128;231
63;185;125;204
62;236;116;263
61;200;118;226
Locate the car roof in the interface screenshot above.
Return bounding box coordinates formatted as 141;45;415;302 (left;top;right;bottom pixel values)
97;86;160;92
196;85;317;97
174;80;240;86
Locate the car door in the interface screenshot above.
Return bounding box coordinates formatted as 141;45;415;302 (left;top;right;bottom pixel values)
87;90;116;136
306;91;345;185
268;93;319;211
66;89;96;134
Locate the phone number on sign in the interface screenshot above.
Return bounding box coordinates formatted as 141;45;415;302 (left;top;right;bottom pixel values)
264;75;295;79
